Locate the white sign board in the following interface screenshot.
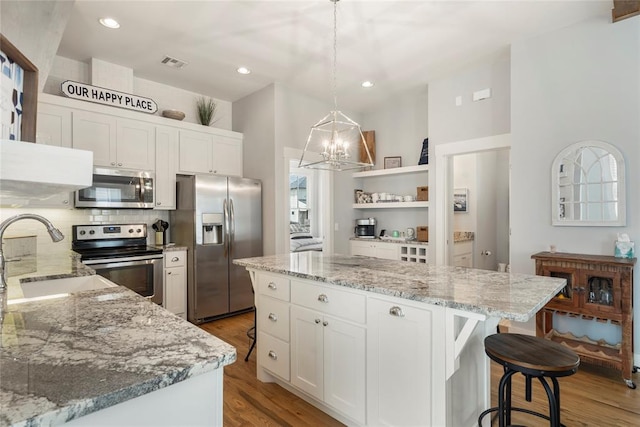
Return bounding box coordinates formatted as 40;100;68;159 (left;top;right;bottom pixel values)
61;80;158;114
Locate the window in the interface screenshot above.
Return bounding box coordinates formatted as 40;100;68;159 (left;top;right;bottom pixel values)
290;171;310;233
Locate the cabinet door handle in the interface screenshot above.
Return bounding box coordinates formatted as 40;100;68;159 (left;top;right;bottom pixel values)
268;313;277;322
315;318;321;324
167;271;172;275
117;163;123;167
157;202;162;206
111;162;116;166
267;282;277;290
317;294;329;303
389;306;405;317
171;257;179;262
63;200;69;205
322;320;328;326
268;350;277;360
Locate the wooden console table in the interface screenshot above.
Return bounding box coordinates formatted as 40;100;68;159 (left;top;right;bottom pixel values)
532;251;637;388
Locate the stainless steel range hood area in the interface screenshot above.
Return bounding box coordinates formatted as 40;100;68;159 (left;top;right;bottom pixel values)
0;139;93;204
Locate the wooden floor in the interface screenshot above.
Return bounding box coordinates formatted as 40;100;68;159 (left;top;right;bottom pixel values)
201;312;640;426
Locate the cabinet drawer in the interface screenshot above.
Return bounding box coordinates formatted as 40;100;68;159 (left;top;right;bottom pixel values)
258;331;290;381
291;280;365;324
258;295;290;342
256;273;290;301
164;251;186;268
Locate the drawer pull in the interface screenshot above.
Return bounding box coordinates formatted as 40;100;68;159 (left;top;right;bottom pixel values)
268;350;278;360
323;320;328;326
317;294;329;303
268;313;278;322
315;318;321;324
389;306;405;317
171;256;179;262
267;282;277;290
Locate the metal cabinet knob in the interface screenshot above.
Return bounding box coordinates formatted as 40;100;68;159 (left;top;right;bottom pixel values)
63;200;69;205
315;318;321;324
172;257;179;262
111;162;116;166
157;202;162;205
322;320;328;326
167;271;172;275
117;163;123;167
317;294;329;303
268;350;277;360
267;282;277;290
389;306;405;317
268;313;277;321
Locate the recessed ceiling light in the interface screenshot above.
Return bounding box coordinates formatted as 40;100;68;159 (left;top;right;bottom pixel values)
99;17;120;29
361;81;374;88
237;67;251;75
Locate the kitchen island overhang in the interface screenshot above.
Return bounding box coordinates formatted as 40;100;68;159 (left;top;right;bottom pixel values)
234;252;566;427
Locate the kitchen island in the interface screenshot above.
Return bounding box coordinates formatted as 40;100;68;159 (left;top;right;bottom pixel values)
0;253;235;427
234;252;565;427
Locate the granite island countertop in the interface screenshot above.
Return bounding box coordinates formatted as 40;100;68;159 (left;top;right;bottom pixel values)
0;253;235;427
234;252;565;322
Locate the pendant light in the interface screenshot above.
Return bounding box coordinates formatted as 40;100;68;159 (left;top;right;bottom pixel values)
299;0;374;171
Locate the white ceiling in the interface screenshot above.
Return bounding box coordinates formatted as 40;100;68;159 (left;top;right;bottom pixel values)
57;0;611;113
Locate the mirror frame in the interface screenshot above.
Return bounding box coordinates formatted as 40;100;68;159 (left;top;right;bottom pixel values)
551;140;626;226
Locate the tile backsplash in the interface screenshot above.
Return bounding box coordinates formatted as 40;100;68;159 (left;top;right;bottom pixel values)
0;208;170;254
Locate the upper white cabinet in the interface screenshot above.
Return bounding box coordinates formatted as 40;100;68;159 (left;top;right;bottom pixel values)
178;130;242;177
72;111;156;171
154;126;179;210
36;103;72;148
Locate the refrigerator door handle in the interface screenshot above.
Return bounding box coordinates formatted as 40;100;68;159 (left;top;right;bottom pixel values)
223;198;229;258
229;198;235;257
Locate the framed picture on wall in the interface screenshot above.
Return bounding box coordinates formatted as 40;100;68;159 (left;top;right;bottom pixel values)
453;188;468;213
384;156;402;169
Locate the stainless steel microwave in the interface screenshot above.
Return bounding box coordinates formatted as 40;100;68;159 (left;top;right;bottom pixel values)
75;168;154;209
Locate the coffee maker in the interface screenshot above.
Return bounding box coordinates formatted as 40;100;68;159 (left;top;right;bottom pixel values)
355;218;376;239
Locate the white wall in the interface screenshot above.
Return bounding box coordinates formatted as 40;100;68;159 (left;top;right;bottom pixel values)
232;84;276;255
511;14;640;352
44;56;233;131
0;0;75;92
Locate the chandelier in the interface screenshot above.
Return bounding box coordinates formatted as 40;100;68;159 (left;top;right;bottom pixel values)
299;0;374;171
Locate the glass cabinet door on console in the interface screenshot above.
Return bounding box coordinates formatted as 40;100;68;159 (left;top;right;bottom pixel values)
541;266;579;311
581;270;622;317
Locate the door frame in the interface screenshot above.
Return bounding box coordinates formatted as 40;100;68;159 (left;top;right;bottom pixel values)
434;133;511;266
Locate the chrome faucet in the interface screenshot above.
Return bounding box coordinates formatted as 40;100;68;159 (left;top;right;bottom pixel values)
0;213;64;289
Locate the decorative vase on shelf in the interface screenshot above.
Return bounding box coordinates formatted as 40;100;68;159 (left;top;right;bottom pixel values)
196;96;217;126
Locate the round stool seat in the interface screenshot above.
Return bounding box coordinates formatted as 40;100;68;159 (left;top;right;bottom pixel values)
485;333;580;377
478;334;580;427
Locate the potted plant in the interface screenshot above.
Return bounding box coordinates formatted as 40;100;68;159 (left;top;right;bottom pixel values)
196;96;217;126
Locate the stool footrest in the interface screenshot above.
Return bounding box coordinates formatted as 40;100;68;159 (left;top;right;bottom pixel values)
477;406;567;427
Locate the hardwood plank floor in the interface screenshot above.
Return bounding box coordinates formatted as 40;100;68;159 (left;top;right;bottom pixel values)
201;312;640;426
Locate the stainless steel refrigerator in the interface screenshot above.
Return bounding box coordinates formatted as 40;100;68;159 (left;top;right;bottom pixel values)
170;175;262;324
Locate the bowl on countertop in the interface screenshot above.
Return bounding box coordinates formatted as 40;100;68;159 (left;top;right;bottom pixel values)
162;109;185;120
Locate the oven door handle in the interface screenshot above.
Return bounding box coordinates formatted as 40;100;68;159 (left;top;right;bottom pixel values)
82;254;163;265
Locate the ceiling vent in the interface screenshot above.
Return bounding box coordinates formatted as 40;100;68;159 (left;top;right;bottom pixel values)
161;55;188;69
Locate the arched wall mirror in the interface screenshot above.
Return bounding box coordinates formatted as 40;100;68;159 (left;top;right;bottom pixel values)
552;140;626;226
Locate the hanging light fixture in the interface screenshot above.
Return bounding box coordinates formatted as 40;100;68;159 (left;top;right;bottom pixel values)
299;0;374;171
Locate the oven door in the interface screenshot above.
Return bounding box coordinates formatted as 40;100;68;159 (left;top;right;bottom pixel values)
84;255;163;305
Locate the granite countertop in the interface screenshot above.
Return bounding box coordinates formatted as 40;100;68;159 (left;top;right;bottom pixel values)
0;253;235;427
453;231;474;242
234;252;565;322
350;237;429;246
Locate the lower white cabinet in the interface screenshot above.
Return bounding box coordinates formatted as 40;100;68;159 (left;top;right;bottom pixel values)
164;251;186;319
453;241;474;267
367;297;436;426
290;306;366;424
350;240;398;260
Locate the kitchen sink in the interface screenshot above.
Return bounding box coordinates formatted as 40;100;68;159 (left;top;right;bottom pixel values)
20;275;118;299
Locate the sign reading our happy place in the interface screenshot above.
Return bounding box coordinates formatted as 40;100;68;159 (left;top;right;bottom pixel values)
61;81;158;114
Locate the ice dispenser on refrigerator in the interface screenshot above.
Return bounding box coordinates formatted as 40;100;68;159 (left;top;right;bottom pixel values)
202;213;223;245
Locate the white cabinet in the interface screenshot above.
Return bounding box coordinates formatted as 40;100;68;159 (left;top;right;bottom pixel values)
178;130;242;177
367;297;439;426
350;240;398;260
72;111;156;171
31;104;74;208
36;103;71;147
290;281;366;424
164;251;186;319
154;126;179;210
453;241;473;267
399;243;428;263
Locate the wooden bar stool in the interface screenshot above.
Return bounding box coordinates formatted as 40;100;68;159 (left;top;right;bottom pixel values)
478;333;580;427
